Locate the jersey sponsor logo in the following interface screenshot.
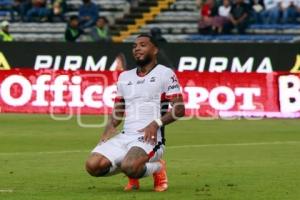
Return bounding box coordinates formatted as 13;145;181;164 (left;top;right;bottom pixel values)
168;84;179;91
150;77;156;82
171;75;178;83
127;81;133;85
137;79;145;84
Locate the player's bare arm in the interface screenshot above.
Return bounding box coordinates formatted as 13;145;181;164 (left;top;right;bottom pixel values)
100;98;125;143
162;95;185;125
139;95;185;144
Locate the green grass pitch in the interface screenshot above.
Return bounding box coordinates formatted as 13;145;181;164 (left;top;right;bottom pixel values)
0;114;300;200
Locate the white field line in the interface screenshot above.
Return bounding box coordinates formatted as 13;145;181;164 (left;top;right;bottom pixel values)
167;141;300;149
0;141;299;156
0;189;13;193
0;150;87;156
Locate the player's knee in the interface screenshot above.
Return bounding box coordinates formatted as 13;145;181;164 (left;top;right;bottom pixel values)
120;160;141;178
85;159;100;176
120;162;135;177
85;157;110;177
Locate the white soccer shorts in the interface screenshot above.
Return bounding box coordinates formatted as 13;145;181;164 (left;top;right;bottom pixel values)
91;132;164;167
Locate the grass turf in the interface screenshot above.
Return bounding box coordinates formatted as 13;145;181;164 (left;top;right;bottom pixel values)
0;114;300;200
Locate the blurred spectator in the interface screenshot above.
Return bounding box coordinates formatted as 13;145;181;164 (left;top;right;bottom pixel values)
249;0;265;23
263;0;282;24
212;0;232;33
0;0;15;21
0;20;13;41
262;0;300;24
281;0;300;23
126;0;139;8
79;0;99;29
13;0;31;21
223;0;250;34
198;0;218;34
261;0;278;24
150;27;167;43
49;0;66;22
90;16;110;42
26;0;51;22
65;15;84;42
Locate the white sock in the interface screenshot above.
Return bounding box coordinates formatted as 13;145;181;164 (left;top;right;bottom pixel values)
142;162;162;178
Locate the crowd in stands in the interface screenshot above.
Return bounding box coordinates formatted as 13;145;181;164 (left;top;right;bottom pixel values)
0;0;111;42
0;0;155;43
63;0;110;42
0;0;67;22
1;0;300;42
64;15;110;42
197;0;300;34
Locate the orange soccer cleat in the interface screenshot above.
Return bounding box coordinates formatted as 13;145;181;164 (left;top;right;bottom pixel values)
124;178;140;191
153;159;168;192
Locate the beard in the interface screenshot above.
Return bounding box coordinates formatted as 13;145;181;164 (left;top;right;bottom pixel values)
135;54;152;67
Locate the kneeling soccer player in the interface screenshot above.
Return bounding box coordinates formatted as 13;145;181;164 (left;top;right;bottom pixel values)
85;34;185;192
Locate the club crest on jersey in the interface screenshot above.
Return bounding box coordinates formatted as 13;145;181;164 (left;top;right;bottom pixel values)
150;77;156;82
137;79;145;84
127;81;133;85
171;75;178;83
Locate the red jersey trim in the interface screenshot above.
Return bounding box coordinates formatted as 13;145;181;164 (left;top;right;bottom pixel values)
114;96;124;103
165;93;183;101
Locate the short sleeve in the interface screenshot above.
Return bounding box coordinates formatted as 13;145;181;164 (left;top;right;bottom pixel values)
116;81;122;97
163;69;182;100
115;73;124;102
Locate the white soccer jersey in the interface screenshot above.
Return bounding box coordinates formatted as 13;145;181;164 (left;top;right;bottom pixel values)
116;64;181;135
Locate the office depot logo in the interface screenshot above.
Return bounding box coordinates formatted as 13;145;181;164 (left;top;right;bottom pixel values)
184;86;261;111
0;74;116;108
0;74;261;112
0;69;299;117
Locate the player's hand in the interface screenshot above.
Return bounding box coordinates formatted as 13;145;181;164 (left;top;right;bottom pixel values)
138;121;159;145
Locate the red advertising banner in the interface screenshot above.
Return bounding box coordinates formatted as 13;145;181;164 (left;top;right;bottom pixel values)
0;69;299;118
0;69;119;114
